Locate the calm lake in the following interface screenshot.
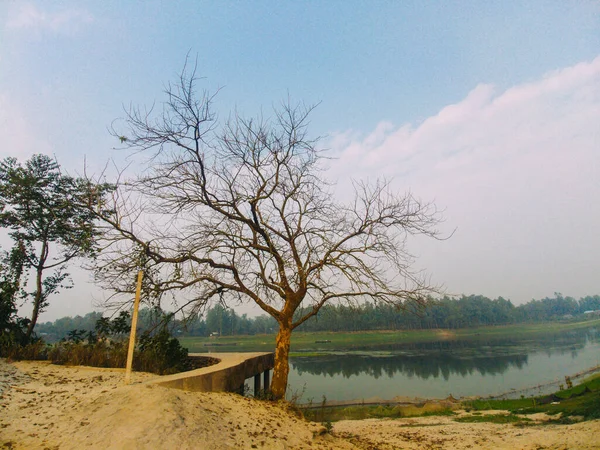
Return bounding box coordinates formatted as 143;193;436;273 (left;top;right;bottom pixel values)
285;325;600;403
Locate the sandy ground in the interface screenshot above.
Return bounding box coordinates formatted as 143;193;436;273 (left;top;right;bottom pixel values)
334;414;600;450
1;359;599;450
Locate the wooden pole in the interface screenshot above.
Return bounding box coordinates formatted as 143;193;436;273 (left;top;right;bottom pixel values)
124;270;143;385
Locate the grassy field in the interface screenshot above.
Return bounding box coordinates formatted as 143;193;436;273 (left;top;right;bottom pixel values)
178;317;600;354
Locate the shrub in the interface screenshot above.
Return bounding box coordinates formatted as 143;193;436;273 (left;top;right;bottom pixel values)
48;312;192;375
0;275;35;358
48;338;128;368
2;338;47;361
136;328;191;375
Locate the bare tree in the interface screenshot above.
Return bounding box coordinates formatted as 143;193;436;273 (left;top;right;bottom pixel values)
85;65;443;399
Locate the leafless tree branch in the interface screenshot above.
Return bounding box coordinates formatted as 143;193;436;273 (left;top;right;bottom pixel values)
79;65;444;398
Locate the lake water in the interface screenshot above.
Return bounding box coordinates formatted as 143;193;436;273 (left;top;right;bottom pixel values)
286;326;600;403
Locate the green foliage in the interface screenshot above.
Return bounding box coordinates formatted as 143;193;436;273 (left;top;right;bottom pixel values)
136;327;191;375
48;312;131;367
48;311;192;375
454;413;530;424
302;401;455;422
48;338;128;368
66;329;88;344
105;310;131;336
0;244;32;355
292;293;600;333
35;309;166;343
462;398;535;411
34;293;600;342
0;154;112;338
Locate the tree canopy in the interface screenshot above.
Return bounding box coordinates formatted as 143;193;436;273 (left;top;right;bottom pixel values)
0;154;105;339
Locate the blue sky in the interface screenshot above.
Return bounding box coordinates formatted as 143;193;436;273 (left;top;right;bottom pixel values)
1;1;599;320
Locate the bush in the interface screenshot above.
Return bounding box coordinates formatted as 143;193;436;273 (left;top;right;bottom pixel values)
1;291;46;360
0;277;34;358
48;312;192;375
48;338;128;368
2;339;47;361
136;328;191;375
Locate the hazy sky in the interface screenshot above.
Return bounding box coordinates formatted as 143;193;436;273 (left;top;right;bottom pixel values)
1;1;599;321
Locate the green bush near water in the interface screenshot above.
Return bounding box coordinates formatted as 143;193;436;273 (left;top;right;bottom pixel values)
48;338;128;368
136;328;192;374
26;311;193;375
48;330;191;375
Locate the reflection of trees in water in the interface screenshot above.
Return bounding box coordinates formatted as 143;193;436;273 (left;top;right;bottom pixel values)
291;353;528;381
292;327;598;381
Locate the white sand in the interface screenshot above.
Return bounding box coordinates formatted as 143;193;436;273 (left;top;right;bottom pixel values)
1;359;599;449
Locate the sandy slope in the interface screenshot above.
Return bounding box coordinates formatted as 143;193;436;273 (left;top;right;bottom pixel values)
0;359;351;450
1;359;599;449
334;415;600;450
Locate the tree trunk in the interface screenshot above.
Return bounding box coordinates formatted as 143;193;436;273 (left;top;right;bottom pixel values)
270;319;292;400
26;266;44;339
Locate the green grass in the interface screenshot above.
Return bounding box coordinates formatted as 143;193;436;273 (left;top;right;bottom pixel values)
302;402;456;422
179;317;600;353
454;413;531;425
289;352;329;357
555;372;600;398
463;398;540;411
462;372;600;421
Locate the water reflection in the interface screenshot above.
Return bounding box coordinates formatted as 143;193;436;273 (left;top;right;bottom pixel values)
292;353;529;381
291;327;599;382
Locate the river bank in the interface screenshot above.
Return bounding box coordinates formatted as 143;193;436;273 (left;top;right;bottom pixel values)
2;359;600;449
179;317;600;353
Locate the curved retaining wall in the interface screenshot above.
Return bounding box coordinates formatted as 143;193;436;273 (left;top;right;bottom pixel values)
148;352;275;393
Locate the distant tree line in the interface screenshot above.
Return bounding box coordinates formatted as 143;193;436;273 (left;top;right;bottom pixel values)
293;293;600;332
36;293;600;341
35;304;278;342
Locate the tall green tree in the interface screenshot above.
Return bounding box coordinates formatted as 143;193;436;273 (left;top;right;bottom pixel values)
0;154;106;339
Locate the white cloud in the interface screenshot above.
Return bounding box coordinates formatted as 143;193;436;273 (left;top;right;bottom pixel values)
328;56;600;303
6;3;93;35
